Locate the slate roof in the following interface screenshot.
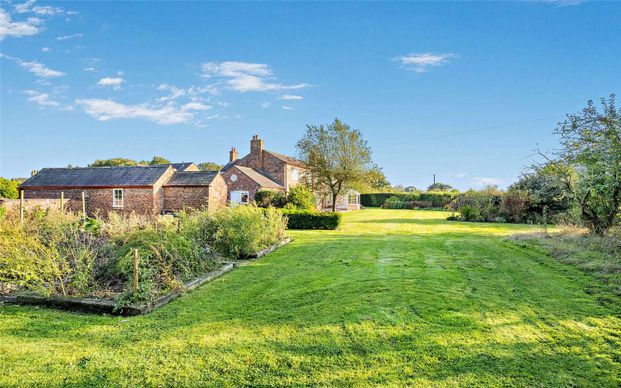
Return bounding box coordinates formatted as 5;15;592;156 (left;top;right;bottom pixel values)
169;162;197;171
233;165;282;189
20;165;171;188
264;150;306;168
164;171;219;186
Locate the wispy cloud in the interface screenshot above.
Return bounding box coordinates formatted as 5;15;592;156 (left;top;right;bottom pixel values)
56;33;82;41
282;105;294;111
1;53;65;77
535;0;583;7
0;8;40;39
279;94;303;100
97;76;125;90
76;99;199;125
41;46;50;52
395;52;457;73
25;89;73;110
83;66;96;72
474;177;502;186
201;61;310;93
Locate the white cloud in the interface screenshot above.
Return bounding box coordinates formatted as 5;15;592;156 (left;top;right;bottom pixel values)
0;8;39;39
282;105;293;111
181;102;210;111
83;66;96;72
97;76;125;90
32;5;64;16
14;0;36;14
279;94;303;100
395;52;457;73
201;61;310;93
261;101;271;109
41;46;50;52
20;59;65;77
537;0;583;6
25;89;72;110
56;33;82;41
474;177;502;186
76;98;196;125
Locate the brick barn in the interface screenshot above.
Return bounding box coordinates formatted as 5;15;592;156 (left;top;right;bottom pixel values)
19;163;227;216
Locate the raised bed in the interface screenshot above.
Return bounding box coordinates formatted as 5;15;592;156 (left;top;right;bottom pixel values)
0;239;291;316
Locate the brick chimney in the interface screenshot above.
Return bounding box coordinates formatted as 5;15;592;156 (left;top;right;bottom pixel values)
250;134;264;155
229;147;238;162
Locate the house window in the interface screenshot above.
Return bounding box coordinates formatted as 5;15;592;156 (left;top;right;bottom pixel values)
291;168;300;181
231;190;249;205
112;188;124;208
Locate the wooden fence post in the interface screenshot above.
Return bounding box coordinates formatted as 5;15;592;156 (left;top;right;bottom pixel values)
133;248;139;293
60;192;64;213
19;190;24;224
81;191;86;217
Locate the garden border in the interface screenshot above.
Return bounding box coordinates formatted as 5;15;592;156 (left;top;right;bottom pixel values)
0;238;291;316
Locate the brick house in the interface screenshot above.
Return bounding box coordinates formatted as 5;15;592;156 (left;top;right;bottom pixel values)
18;163;227;216
221;135;308;204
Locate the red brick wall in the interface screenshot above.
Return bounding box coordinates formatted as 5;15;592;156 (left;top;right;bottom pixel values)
221;167;263;203
22;187;158;217
208;174;228;208
162;186;210;211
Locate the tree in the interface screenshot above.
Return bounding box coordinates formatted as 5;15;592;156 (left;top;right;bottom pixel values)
427;182;453;192
555;95;621;234
198;162;222;171
0;178;19;199
297;118;373;212
287;185;316;210
366;164;390;190
149;156;171;165
90;158;138;167
404;186;419;192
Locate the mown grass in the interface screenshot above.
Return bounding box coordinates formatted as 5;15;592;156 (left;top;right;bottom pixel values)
0;209;619;386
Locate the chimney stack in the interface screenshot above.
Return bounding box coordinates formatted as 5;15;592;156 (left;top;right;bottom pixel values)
229;147;238;162
31;170;38;177
250;134;264;155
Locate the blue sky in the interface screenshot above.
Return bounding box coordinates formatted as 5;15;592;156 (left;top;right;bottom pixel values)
1;1;619;190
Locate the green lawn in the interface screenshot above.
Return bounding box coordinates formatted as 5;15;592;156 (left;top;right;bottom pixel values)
1;209;620;386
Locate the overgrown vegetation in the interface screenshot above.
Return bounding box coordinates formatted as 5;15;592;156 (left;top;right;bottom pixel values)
0;205;287;303
361;191;456;209
0;177;19;199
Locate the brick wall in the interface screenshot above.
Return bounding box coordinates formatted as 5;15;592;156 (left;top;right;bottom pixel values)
162;186;210;211
21;187;158;217
208;174;228;208
221;166;263;202
0;198;75;212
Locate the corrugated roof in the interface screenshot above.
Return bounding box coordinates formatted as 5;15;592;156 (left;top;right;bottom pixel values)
233;165;282;189
20;165;171;187
164;171;219;186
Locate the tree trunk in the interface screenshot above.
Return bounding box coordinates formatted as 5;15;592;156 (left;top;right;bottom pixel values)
331;192;337;212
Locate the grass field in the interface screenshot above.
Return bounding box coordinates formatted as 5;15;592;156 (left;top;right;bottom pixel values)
1;209;619;386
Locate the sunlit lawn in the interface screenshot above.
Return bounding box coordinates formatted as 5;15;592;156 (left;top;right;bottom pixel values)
0;209;619;386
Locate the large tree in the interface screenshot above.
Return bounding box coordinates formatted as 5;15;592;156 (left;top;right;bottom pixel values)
198;162;222;171
297;118;373;211
555;94;621;234
0;178;19;199
90;158;138;167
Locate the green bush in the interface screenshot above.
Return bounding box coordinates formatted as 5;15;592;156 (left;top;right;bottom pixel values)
254;189;287;208
205;206;287;258
0;177;19;199
361;192;456;208
383;196;405;209
282;210;342;230
287;185;316;210
458;205;481;221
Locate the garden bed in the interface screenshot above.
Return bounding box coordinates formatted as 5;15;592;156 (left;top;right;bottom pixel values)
0;238;291;315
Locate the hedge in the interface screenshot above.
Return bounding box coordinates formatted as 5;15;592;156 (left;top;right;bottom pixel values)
360;192;456;208
281;210;342;230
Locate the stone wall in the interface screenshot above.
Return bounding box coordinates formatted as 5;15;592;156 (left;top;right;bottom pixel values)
208;174;228;208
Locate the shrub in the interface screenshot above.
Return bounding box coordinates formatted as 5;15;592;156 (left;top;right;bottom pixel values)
361;192;456;208
254;189;287;208
458;205;481;221
282;210;342;230
383;196;405;209
0;177;19;199
287;185;316;210
205;206;287;258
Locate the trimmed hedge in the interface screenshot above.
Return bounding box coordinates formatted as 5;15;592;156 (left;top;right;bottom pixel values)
361;192;456;208
281;210;342;230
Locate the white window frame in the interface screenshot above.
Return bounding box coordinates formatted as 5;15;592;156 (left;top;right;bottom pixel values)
230;190;250;205
112;188;124;208
240;191;249;204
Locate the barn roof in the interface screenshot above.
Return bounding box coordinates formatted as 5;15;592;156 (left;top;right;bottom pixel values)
19;165;172;188
164;171;219;186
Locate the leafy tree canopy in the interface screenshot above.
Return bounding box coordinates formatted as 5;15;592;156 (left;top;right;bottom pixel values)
149;156;171;165
90;158;139;167
427;182;454;192
297;118;373;211
198;162;222;171
0;177;19;199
